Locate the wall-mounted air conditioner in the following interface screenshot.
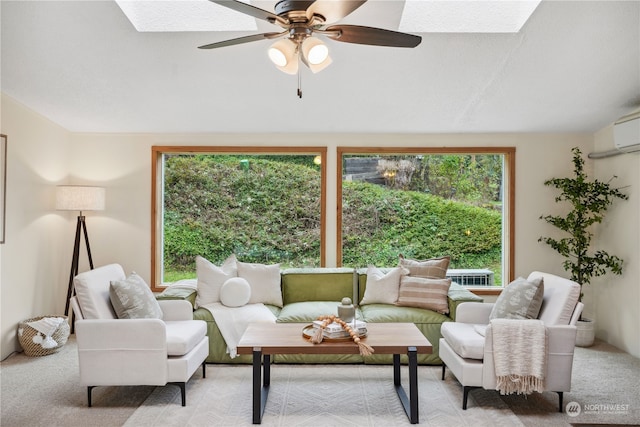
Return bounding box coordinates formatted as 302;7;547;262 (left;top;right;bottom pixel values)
614;111;640;154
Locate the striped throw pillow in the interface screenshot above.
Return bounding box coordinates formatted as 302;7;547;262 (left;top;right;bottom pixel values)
396;276;452;314
398;255;450;279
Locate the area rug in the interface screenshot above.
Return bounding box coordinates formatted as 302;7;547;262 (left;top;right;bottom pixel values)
124;364;524;427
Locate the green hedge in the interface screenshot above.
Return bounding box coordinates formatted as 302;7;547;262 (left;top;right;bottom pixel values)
163;155;502;283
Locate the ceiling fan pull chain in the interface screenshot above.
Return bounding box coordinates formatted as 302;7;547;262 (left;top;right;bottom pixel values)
297;51;303;99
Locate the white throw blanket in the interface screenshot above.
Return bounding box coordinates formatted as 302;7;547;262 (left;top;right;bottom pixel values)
25;317;65;349
491;318;546;395
202;303;276;358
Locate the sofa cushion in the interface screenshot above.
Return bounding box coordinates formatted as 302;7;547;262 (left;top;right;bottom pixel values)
277;301;362;323
237;261;283;307
281;268;355;305
399;255;450;279
360;303;450;324
489;276;544;320
397;276;452;314
360;266;408;305
110;273;163;319
165;320;207;356
74;264;125;319
220;277;252;307
196;255;237;308
440;322;485;360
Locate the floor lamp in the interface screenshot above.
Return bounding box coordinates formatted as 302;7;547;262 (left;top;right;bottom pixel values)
56;185;106;318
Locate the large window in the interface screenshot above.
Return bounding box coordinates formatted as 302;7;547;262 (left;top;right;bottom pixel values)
337;147;515;288
151;146;326;289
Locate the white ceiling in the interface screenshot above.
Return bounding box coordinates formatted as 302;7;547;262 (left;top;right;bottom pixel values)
1;0;639;134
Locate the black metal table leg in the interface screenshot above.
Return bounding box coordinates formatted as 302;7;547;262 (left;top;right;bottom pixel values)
394;347;419;424
393;353;401;386
252;348;269;424
408;347;418;424
264;354;270;387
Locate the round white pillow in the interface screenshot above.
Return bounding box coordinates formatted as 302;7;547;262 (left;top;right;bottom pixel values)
220;277;251;307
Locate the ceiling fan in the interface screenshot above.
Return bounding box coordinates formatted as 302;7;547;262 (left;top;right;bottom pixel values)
198;0;422;96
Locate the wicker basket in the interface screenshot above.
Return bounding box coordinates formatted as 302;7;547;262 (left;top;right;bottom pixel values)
17;316;70;357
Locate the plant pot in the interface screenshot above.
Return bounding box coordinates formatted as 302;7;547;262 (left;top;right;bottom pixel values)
575;318;596;347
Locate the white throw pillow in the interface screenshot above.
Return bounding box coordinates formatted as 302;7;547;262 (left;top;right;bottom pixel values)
195;254;238;308
360;266;408;305
237;261;283;307
220;277;252;307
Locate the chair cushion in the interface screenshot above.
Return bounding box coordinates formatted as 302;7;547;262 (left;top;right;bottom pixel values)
440;322;486;360
110;273;163;319
74;264;125;319
529;272;581;325
165;320;207;356
489;276;544;320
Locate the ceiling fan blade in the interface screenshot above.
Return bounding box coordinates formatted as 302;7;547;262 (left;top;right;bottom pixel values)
306;0;367;24
324;25;422;48
198;32;284;50
208;0;287;26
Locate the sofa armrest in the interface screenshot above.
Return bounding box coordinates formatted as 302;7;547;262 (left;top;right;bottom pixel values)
483;323;577;392
483;323;576;353
158;299;194;321
75;319;169;386
75;318;167;349
455;302;494;324
156;282;197;309
447;282;483;321
547;324;578;353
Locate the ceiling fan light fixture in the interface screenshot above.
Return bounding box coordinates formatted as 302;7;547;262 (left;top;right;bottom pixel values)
304;38;329;64
268;39;299;74
268;47;287;66
301;37;332;73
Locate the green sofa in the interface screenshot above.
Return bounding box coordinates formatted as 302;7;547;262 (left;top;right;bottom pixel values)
157;267;482;365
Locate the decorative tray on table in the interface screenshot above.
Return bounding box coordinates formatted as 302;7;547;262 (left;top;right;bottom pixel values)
301;324;367;342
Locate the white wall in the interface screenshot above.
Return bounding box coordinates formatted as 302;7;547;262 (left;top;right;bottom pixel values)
590;126;640;357
3;96;638;360
0;94;71;360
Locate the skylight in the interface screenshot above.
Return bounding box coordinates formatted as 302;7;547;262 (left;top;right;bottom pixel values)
115;0;258;32
399;0;541;33
115;0;540;33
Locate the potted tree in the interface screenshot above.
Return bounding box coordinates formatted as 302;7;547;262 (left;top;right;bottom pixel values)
539;147;628;346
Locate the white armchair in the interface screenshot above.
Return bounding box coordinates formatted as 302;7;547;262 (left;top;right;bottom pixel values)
439;271;583;412
70;264;209;407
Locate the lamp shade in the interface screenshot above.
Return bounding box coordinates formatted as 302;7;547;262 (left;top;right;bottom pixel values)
268;39;299;75
301;37;332;73
56;186;106;211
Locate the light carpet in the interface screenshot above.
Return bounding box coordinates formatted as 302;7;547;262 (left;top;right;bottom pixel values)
2;337;639;426
124;364;523;427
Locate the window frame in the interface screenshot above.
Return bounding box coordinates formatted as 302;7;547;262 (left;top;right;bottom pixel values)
151;145;327;291
336;146;515;294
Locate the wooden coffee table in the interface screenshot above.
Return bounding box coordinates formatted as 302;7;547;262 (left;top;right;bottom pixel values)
237;322;432;424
